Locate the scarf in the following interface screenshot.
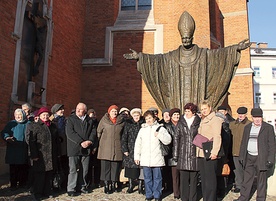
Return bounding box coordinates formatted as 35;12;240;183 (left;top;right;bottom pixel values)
110;117;117;124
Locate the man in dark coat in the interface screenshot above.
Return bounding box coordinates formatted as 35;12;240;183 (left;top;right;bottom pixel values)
234;108;276;201
66;103;97;196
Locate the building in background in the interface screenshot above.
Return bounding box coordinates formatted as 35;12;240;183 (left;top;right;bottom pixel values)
251;42;276;130
0;0;253;174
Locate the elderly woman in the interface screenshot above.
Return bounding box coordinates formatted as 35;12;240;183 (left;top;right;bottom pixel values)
97;105;125;194
196;101;223;201
121;108;144;193
173;103;201;201
1;109;29;190
29;107;59;200
134;110;171;201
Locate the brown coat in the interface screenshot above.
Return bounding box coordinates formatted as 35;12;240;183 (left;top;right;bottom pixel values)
229;117;251;156
97;113;125;161
196;112;223;158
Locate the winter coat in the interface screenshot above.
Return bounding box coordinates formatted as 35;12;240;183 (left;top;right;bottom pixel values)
162;122;176;166
66;114;97;157
1;120;29;164
52;115;67;156
239;121;276;171
29;120;59;172
97;113;125;161
196;112;223;158
173;115;201;171
121;118;144;168
229;117;251;156
134;121;172;167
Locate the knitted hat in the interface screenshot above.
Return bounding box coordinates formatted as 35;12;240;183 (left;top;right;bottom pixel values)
169;108;181;117
251;108;263;117
217;105;227;111
119;107;129;114
130;108;142;117
237;106;247;114
108;105;118;114
37;107;51;116
51;104;64;114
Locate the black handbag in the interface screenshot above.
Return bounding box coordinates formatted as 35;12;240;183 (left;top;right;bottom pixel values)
202;141;225;160
52;158;64;189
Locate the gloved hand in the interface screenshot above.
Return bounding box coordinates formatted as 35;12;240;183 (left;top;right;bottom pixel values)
239;160;244;169
266;161;274;169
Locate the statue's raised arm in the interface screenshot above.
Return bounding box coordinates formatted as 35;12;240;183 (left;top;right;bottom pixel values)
237;38;251;51
123;49;139;60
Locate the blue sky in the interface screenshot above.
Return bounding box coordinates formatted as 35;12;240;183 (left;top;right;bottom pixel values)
248;0;276;48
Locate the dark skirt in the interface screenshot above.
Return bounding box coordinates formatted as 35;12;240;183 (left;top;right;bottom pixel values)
125;167;140;179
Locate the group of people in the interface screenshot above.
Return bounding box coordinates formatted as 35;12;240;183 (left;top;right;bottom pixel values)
1;101;276;201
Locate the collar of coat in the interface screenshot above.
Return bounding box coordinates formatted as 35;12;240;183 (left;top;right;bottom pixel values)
141;120;160;128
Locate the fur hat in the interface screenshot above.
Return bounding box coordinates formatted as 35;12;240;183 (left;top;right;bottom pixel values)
130;108;142;117
108;105;118;114
237;106;247;114
119;107;130;114
37;107;51;116
251;108;263;117
51;104;64;114
169;108;181;117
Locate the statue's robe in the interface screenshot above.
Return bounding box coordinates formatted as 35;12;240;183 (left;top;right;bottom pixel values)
137;44;241;110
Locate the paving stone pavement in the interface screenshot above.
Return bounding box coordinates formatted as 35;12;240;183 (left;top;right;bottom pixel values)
0;175;276;201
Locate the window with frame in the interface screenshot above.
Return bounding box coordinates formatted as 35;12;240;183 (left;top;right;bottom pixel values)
255;92;261;103
121;0;152;11
272;67;276;78
254;67;260;77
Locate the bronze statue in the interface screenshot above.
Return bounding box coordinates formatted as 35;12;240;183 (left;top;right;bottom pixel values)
123;11;250;110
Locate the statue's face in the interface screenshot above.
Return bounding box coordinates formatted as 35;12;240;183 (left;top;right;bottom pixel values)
181;36;193;48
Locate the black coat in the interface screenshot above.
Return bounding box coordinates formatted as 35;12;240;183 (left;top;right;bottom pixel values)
121;118;144;168
66;114;97;157
239;121;276;171
29;120;59;172
173;115;201;171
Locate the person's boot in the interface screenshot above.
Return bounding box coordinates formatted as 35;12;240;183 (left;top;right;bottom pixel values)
104;181;110;194
138;180;144;194
110;181;116;193
127;179;134;193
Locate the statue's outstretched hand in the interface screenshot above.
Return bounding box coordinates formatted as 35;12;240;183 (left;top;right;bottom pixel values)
237;39;251;51
123;49;139;60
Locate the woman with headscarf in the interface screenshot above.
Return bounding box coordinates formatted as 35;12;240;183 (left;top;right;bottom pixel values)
173;103;201;201
121;108;144;193
29;107;59;200
1;108;29;190
97;105;125;194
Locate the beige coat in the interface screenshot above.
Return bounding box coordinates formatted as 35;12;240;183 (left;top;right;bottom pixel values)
196;112;223;158
97;113;124;161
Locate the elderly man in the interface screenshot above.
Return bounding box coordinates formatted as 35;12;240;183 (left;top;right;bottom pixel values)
66;103;97;196
234;108;276;201
229;107;251;193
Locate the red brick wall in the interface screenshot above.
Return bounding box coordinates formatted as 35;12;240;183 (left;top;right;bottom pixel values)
46;0;86;114
0;1;17;133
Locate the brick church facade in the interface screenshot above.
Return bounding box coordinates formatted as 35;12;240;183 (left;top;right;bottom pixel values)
0;0;253;173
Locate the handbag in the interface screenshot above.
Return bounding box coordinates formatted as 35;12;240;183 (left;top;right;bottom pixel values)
222;163;230;176
192;134;209;149
52;158;64;189
201;141;225;160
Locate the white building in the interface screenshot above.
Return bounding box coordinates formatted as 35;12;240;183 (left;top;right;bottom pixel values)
251;42;276;130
